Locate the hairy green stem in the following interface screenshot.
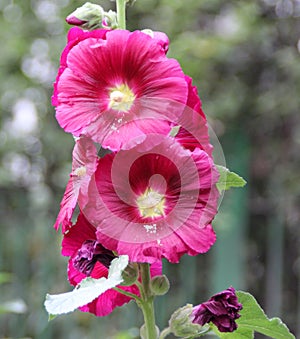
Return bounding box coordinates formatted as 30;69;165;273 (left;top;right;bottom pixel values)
158;327;171;339
116;0;126;29
139;263;158;339
113;286;140;300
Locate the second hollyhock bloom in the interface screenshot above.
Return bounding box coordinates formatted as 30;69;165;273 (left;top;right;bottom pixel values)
82;135;219;263
53;28;188;151
62;212;162;316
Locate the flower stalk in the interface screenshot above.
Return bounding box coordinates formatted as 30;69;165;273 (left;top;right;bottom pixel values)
116;0;126;29
158;327;171;339
138;263;158;339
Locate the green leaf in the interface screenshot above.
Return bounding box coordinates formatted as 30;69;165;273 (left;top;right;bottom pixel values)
216;165;247;192
212;291;295;339
44;255;129;317
211;325;254;339
237;291;295;339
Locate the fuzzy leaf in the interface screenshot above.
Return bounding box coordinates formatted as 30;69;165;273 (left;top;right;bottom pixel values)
236;291;295;339
44;255;128;317
212;291;295;339
211;325;254;339
216;165;246;192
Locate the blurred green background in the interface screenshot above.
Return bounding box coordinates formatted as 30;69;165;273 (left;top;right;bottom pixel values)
0;0;299;338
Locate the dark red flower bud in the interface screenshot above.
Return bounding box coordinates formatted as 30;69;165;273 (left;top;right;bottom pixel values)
191;287;242;332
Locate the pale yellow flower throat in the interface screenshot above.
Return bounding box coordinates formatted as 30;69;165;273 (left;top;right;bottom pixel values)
109;84;135;112
137;188;166;218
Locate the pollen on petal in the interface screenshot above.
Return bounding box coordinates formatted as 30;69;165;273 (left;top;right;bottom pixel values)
73;166;87;177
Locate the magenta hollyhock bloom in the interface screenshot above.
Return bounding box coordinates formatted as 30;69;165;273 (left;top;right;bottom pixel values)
62;213;162;316
53;28;188;151
175;76;213;157
54;137;98;233
81;135;219;263
191;287;243;332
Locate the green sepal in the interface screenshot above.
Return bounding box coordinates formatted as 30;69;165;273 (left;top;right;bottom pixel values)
216;165;246;192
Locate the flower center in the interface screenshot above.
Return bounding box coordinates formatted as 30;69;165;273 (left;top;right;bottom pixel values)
137;188;166;218
109;84;135;112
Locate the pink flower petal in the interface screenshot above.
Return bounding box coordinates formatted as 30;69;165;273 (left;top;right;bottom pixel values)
52;27;109;106
175;76;213;156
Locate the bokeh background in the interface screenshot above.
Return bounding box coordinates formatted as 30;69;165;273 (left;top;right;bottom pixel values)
0;0;299;338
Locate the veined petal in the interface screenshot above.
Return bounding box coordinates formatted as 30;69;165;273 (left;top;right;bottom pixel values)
80;135;219;263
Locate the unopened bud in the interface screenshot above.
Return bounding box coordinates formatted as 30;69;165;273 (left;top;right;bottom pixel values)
150;275;170;296
169;304;208;337
66;2;104;30
121;263;139;286
102;10;118;29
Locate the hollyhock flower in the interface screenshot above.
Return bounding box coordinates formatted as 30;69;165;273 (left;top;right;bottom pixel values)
53;137;98;233
82;135;219;264
175;76;213;157
53;28;188;151
191;287;243;332
62;212;162;316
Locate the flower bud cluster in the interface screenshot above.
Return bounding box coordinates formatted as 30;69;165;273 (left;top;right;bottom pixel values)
66;2;118;30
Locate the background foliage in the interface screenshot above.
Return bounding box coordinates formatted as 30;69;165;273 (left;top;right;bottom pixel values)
0;0;299;338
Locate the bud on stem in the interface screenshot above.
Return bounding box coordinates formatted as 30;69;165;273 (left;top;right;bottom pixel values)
121;263;139;286
150;275;170;296
66;2;105;30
